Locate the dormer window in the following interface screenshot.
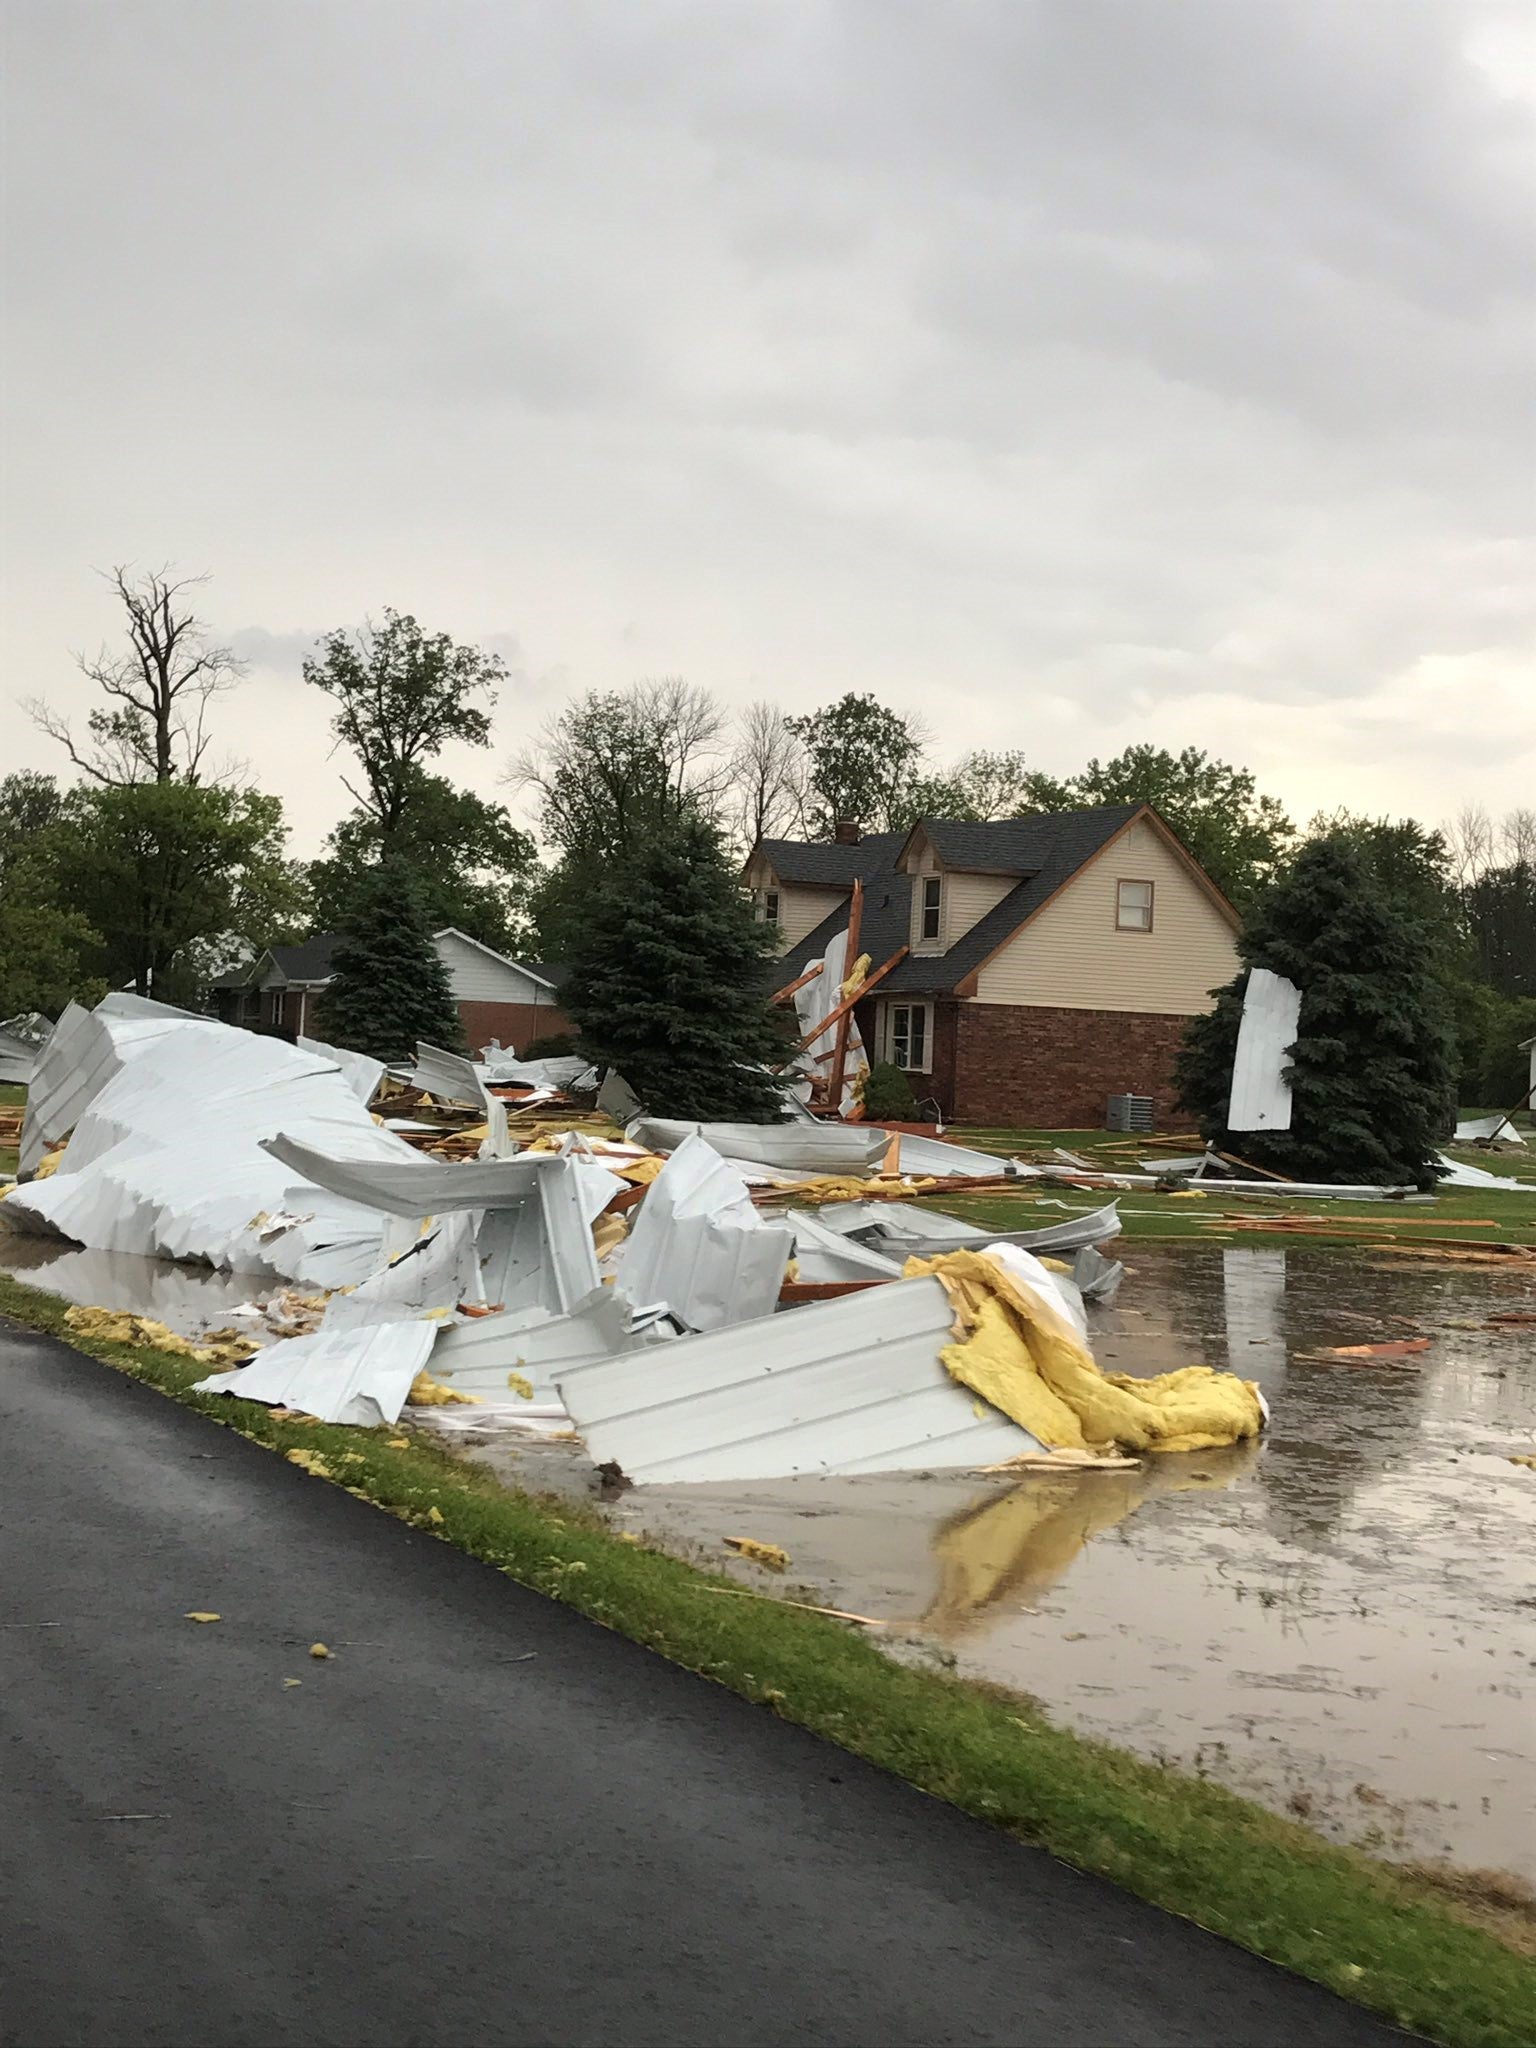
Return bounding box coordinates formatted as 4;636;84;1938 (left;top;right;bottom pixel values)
754;888;780;925
920;876;942;941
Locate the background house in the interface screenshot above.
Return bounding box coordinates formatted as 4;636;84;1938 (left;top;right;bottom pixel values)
213;928;572;1053
748;804;1240;1127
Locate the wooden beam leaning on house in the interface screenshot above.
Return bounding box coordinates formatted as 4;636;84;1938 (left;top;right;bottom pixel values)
787;944;909;1059
771;962;824;1005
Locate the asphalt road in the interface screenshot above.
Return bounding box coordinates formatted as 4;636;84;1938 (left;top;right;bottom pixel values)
1;1318;1419;2048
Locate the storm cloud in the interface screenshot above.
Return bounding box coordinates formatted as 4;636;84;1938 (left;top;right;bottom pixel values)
2;0;1531;850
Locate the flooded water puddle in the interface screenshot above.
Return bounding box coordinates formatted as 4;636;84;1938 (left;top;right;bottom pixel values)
6;1230;1534;1878
579;1248;1536;1882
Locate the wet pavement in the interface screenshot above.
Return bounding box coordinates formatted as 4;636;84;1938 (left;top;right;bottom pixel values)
5;1233;1534;1882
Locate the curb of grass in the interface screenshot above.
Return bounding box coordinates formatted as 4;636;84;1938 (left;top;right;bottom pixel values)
3;1270;1531;2048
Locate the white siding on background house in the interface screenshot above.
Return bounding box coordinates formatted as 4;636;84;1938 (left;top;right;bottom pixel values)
433;930;550;1004
972;819;1238;1014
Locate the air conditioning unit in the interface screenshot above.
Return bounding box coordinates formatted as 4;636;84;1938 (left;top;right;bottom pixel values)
1106;1093;1155;1132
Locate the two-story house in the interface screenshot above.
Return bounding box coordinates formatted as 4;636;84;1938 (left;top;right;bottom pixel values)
745;804;1241;1128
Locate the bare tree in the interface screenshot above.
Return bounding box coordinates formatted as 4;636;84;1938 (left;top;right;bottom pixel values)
728;699;809;848
1445;802;1495;889
510;677;731;861
1499;806;1536;866
25;566;246;785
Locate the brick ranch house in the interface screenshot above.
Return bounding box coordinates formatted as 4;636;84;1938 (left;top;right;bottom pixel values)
746;804;1241;1129
212;927;572;1053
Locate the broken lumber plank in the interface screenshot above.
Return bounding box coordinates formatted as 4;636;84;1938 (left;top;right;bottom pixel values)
791;945;908;1053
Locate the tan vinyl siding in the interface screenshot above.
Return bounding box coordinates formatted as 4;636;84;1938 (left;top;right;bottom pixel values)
942;872;1014;945
972;819;1238;1013
777;884;847;951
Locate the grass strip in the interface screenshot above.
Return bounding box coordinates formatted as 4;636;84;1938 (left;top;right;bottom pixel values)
2;1268;1532;2048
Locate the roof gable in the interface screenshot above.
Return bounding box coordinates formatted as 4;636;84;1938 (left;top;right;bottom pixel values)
773;804;1233;995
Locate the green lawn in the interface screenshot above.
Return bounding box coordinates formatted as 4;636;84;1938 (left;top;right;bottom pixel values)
927;1126;1536;1251
1;1266;1531;2048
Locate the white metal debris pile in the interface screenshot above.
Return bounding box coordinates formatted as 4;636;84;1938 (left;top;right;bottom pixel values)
3;995;1275;1474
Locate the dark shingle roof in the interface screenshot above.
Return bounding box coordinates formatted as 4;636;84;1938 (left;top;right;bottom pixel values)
268;932;343;983
758;832;908;886
776;805;1148;995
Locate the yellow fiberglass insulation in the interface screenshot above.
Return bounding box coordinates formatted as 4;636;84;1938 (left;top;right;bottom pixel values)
61;1304;255;1367
903;1250;1266;1456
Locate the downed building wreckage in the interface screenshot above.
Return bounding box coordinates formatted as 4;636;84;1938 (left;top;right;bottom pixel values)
2;994;1268;1481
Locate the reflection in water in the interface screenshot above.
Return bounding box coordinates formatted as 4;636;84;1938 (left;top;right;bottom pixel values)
924;1441;1259;1637
0;1237;269;1333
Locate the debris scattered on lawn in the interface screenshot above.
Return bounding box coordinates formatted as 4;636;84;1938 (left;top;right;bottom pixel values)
1312;1338;1433;1361
724;1537;790;1571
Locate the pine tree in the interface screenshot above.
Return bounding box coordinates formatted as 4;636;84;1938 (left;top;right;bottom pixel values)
1175;837;1456;1187
563;815;787;1120
314;857;464;1061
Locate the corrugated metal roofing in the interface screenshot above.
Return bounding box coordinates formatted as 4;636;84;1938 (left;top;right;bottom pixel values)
555;1276;1042;1483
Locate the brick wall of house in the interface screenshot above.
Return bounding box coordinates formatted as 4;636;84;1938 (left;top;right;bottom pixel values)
950;1003;1197;1130
457;999;574;1057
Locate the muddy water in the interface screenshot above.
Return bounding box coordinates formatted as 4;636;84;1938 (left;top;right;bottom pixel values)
480;1247;1536;1881
6;1231;1533;1878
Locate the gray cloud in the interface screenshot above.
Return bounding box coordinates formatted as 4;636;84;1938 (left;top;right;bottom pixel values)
2;0;1531;854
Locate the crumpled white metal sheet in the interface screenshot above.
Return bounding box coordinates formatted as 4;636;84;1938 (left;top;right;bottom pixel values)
791;925;868;1116
612;1133;794;1332
5;1005;434;1285
19;993;201;1176
0;1029;36;1086
195;1320;439;1427
813;1196;1122;1257
296;1034;384;1105
555;1275;1043;1484
787;1210;904;1284
1454;1113;1525;1144
627;1118;889;1174
1227;968;1303;1133
478;1050;593;1090
882;1132;1017;1179
430;1285;640;1401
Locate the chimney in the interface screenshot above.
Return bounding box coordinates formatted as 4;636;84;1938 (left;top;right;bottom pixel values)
833;818;861;845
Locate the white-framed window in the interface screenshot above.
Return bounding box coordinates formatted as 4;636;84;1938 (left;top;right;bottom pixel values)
920;875;943;941
754;888;780;925
886;1001;932;1073
1116;879;1154;932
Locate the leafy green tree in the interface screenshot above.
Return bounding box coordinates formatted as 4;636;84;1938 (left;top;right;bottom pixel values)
563;816;785;1119
517;680;728;955
0;772;103;1015
304;609;503;837
1463;859;1536;999
784;692;924;837
894;750;1073;829
315;859;464;1060
1176;837;1457;1187
1070;745;1293;905
52;781;303;1005
310;772;539;953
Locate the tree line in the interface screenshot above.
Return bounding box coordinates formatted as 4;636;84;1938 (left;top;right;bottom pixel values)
2;567;1533;1101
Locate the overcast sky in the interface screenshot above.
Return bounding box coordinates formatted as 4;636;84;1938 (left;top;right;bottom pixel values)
3;0;1533;857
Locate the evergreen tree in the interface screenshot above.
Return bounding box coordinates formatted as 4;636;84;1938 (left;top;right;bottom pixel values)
563;816;786;1120
315;859;463;1061
1176;837;1456;1187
